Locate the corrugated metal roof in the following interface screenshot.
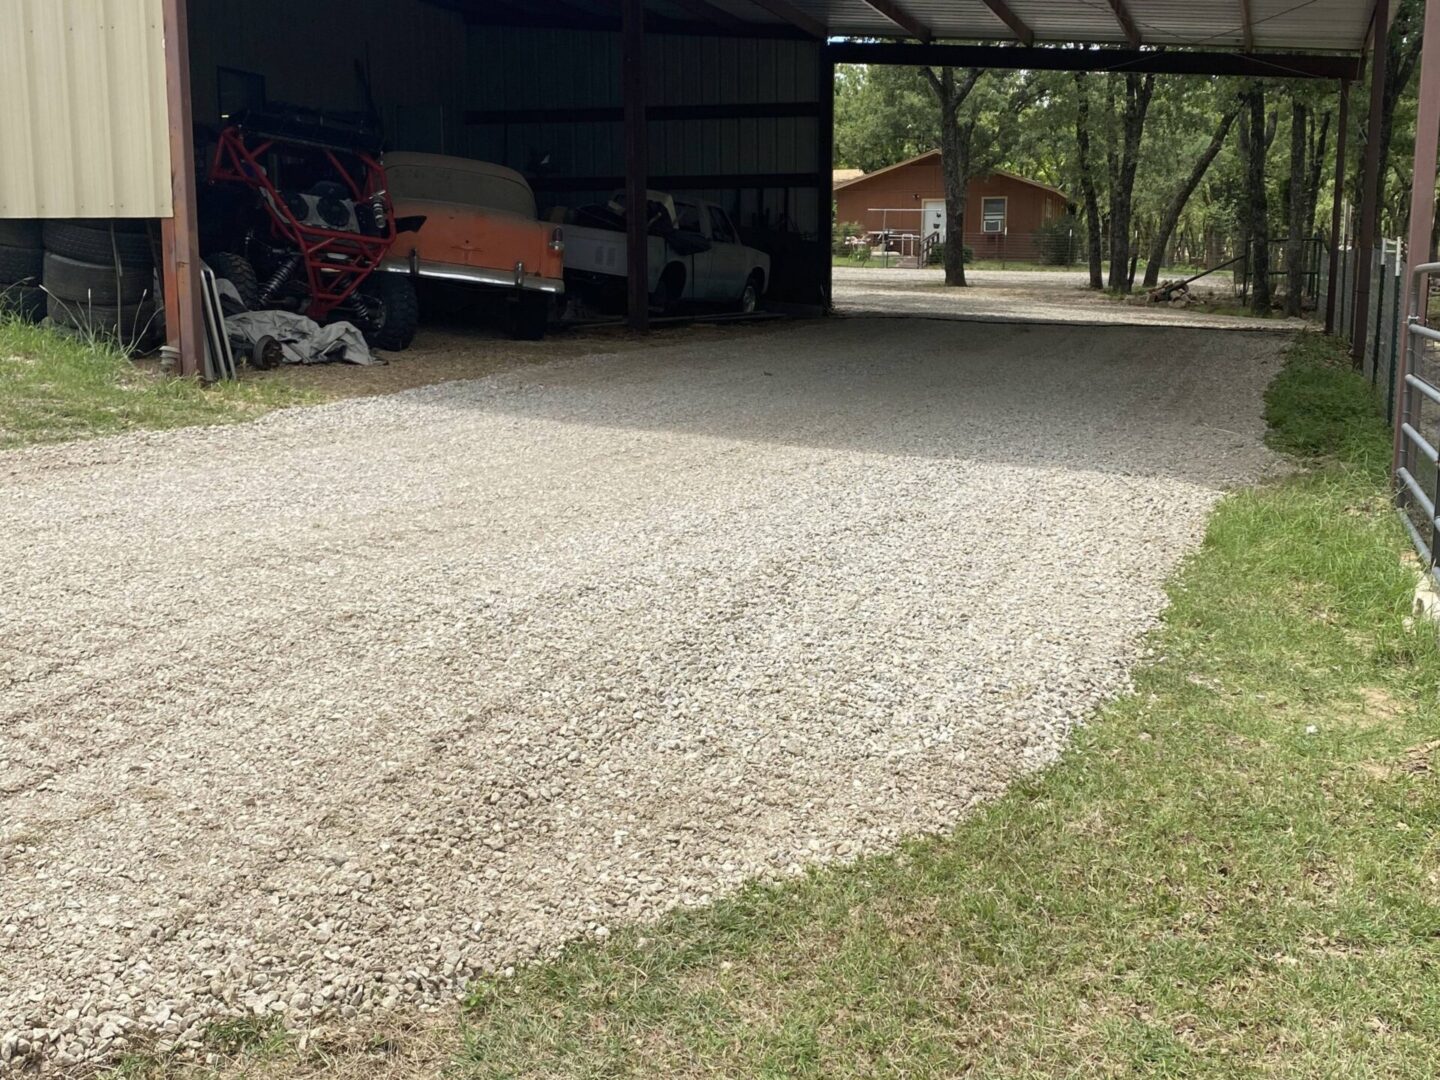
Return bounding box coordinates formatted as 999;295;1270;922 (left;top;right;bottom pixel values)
722;0;1372;51
0;0;172;219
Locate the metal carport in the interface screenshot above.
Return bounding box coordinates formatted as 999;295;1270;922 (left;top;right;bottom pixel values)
1;0;1429;414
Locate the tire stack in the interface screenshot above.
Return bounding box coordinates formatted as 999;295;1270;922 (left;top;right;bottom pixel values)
41;220;160;347
0;220;44;322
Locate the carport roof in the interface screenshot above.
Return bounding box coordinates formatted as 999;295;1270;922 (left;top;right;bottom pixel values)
463;0;1376;54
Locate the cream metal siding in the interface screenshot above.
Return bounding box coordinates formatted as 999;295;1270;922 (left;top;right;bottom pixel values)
0;0;172;219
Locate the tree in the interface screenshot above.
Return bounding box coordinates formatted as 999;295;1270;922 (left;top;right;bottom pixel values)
1073;73;1105;289
921;66;986;286
1241;84;1272;313
1141;104;1238;287
1285;99;1307;316
1105;73;1156;291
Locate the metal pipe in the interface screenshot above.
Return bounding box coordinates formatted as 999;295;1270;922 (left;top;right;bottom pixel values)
1401;423;1439;462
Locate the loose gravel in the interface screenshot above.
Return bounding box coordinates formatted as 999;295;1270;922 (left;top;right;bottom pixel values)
0;319;1284;1073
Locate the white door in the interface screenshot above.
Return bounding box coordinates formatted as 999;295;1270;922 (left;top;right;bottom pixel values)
922;199;947;242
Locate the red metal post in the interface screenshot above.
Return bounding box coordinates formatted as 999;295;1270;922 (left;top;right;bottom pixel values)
1351;0;1390;367
1325;79;1349;335
1392;0;1440;474
621;0;649;331
159;0;204;379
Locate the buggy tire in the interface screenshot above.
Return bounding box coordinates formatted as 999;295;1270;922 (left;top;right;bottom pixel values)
1;284;45;323
0;220;42;248
359;274;418;351
507;293;551;341
0;243;43;286
205;252;261;310
47;294;159;343
43;252;154;306
43;221;154;269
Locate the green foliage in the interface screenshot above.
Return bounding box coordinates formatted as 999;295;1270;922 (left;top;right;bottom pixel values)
0;313;316;448
448;333;1440;1077
1265;332;1394;470
833;220;865;258
1033;214;1082;265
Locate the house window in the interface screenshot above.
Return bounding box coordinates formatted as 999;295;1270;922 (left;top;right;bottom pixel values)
982;197;1007;234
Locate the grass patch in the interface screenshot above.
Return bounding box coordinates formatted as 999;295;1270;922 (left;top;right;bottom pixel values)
447;332;1440;1078
0;315;317;449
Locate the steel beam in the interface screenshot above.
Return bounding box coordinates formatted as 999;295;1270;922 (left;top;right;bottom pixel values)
660;0;748;30
745;0;827;38
159;0;204;379
622;0;649;331
980;0;1034;45
1107;0;1142;46
1325;79;1350;334
1393;0;1440;475
818;51;835;309
822;41;1361;79
1239;0;1255;51
1352;0;1389;367
858;0;931;41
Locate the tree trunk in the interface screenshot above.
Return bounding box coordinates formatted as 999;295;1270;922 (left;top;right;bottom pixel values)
1285;101;1307;316
922;66;984;287
1142;106;1238;287
1107;72;1156;292
1246;85;1272;313
1304;110;1331;239
1074;73;1104;289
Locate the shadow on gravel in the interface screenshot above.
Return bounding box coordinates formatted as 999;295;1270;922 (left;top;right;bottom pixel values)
407;318;1287;489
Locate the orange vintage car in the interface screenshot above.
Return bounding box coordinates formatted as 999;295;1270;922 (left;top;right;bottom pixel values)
377;153;564;339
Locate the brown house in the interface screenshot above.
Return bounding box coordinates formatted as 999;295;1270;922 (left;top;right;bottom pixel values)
834;151;1069;261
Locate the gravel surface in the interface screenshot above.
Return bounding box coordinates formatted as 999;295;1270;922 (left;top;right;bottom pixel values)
0;318;1285;1073
833;265;1308;330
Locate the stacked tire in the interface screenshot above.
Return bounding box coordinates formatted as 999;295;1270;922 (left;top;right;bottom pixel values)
41;220;160;347
0;220;44;322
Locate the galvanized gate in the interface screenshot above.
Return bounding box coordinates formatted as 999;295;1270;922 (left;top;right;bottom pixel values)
1397;262;1440;584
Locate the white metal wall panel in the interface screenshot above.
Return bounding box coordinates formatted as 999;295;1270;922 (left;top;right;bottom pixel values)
0;0;171;219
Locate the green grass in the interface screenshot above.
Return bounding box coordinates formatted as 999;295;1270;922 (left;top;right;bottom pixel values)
447;332;1440;1078
0;315;316;449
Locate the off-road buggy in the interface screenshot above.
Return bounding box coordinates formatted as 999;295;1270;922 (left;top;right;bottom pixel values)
203;108;420;351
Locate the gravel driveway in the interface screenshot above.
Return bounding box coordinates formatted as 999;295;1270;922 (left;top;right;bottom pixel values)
0;318;1284;1072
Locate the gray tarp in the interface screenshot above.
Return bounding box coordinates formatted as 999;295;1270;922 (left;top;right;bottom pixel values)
224;309;376;366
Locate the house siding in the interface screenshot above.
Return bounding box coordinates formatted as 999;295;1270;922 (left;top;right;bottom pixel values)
834;155;1068;260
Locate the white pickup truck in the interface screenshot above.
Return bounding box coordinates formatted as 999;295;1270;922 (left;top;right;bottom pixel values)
561;192;770;313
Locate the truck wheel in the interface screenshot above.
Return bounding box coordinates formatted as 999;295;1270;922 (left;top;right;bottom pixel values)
359;274;419;351
43;252;155;306
738;272;763;314
508;293;550;341
43;221;154;269
2;284;45;322
651;264;685;314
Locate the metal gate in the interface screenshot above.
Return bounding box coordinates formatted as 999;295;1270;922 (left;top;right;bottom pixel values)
1397;261;1440;584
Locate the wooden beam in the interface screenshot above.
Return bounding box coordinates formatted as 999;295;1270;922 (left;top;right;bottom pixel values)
858;0;931;41
980;0;1034;45
622;0;648;331
159;0;204;379
745;0;827;39
1106;0;1141;47
823;41;1361;80
1239;0;1255;51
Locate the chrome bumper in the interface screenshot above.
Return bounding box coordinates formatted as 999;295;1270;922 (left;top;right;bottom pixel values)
380;255;564;296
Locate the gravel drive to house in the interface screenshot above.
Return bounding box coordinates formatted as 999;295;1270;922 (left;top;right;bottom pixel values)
0;319;1284;1073
833;265;1308;329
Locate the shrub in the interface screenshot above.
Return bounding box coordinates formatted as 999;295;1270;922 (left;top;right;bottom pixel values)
1035;215;1081;266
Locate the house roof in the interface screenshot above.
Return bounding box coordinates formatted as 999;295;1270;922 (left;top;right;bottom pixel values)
832;167;865;184
833;151;1067;201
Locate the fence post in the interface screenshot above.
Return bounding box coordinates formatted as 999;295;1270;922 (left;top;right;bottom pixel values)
1373;241;1387;384
1387;248;1403;424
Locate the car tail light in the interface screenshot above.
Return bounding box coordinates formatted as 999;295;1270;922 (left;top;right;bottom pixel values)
548;227;565;254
